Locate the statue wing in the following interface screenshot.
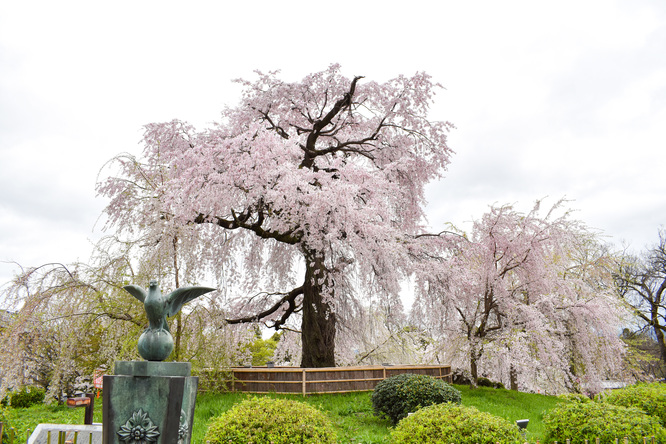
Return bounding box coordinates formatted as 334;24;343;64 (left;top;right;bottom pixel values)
165;286;216;317
123;285;147;303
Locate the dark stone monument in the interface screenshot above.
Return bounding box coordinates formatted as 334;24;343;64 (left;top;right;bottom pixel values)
103;281;215;444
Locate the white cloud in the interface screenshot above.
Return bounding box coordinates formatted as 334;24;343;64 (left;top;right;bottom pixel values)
1;0;665;285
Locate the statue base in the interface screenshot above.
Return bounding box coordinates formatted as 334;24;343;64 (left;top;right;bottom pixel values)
103;361;198;444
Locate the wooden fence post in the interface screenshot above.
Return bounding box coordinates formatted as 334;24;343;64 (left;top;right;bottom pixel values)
302;369;306;397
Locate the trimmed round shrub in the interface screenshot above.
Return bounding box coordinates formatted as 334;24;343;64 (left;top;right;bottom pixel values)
6;386;45;408
204;397;335;444
391;403;523;444
371;373;461;424
543;401;666;443
601;383;666;425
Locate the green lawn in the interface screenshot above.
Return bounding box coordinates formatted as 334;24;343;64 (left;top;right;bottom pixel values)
193;391;393;444
192;385;562;443
1;398;104;443
456;385;562;441
1;386;562;444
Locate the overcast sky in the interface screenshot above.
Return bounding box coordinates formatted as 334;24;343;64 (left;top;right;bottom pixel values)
1;0;665;288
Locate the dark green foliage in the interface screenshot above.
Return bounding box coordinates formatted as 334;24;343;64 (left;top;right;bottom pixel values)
391;403;523;444
477;377;505;389
601;382;666;425
543;401;666;443
5;387;45;408
371;373;462;425
204;397;336;444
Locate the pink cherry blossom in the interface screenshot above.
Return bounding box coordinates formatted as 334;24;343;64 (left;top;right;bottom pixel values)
97;65;453;366
410;200;629;393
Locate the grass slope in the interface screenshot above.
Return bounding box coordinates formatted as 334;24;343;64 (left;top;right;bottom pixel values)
1;386;561;444
1;400;104;444
193;386;562;444
456;385;562;441
193;391;392;444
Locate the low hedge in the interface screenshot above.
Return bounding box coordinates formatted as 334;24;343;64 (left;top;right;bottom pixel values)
204;397;335;444
601;382;666;425
391;403;523;444
543;401;666;443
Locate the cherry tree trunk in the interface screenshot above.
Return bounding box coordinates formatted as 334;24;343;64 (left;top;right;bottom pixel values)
300;251;336;368
174;312;182;361
510;365;519;391
469;346;480;388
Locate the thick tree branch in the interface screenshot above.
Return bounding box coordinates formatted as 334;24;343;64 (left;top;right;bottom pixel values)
225;286;304;330
300;76;364;169
258;108;290;140
193;210;302;245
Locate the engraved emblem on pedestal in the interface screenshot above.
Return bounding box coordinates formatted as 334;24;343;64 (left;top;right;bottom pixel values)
117;409;160;444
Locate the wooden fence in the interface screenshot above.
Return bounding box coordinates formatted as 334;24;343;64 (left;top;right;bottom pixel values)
223;364;451;395
0;423;100;444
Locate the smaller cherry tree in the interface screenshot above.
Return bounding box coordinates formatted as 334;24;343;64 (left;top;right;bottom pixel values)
411;201;629;393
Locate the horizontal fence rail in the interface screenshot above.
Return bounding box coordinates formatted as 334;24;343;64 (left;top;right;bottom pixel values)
207;364;452;395
0;422;102;444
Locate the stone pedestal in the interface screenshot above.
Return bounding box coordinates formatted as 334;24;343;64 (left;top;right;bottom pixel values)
103;362;198;444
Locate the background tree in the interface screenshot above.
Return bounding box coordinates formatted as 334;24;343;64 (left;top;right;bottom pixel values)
98;65;453;367
614;229;666;371
0;236;250;401
0;259;142;401
411;201;628;393
619;328;666;380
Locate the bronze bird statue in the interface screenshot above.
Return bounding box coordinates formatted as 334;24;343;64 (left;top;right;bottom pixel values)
123;280;216;361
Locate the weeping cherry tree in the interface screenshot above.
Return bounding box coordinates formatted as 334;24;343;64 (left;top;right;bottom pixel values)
98;65;453;367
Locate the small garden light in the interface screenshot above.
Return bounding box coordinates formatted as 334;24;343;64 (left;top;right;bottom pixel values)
516;419;529;430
